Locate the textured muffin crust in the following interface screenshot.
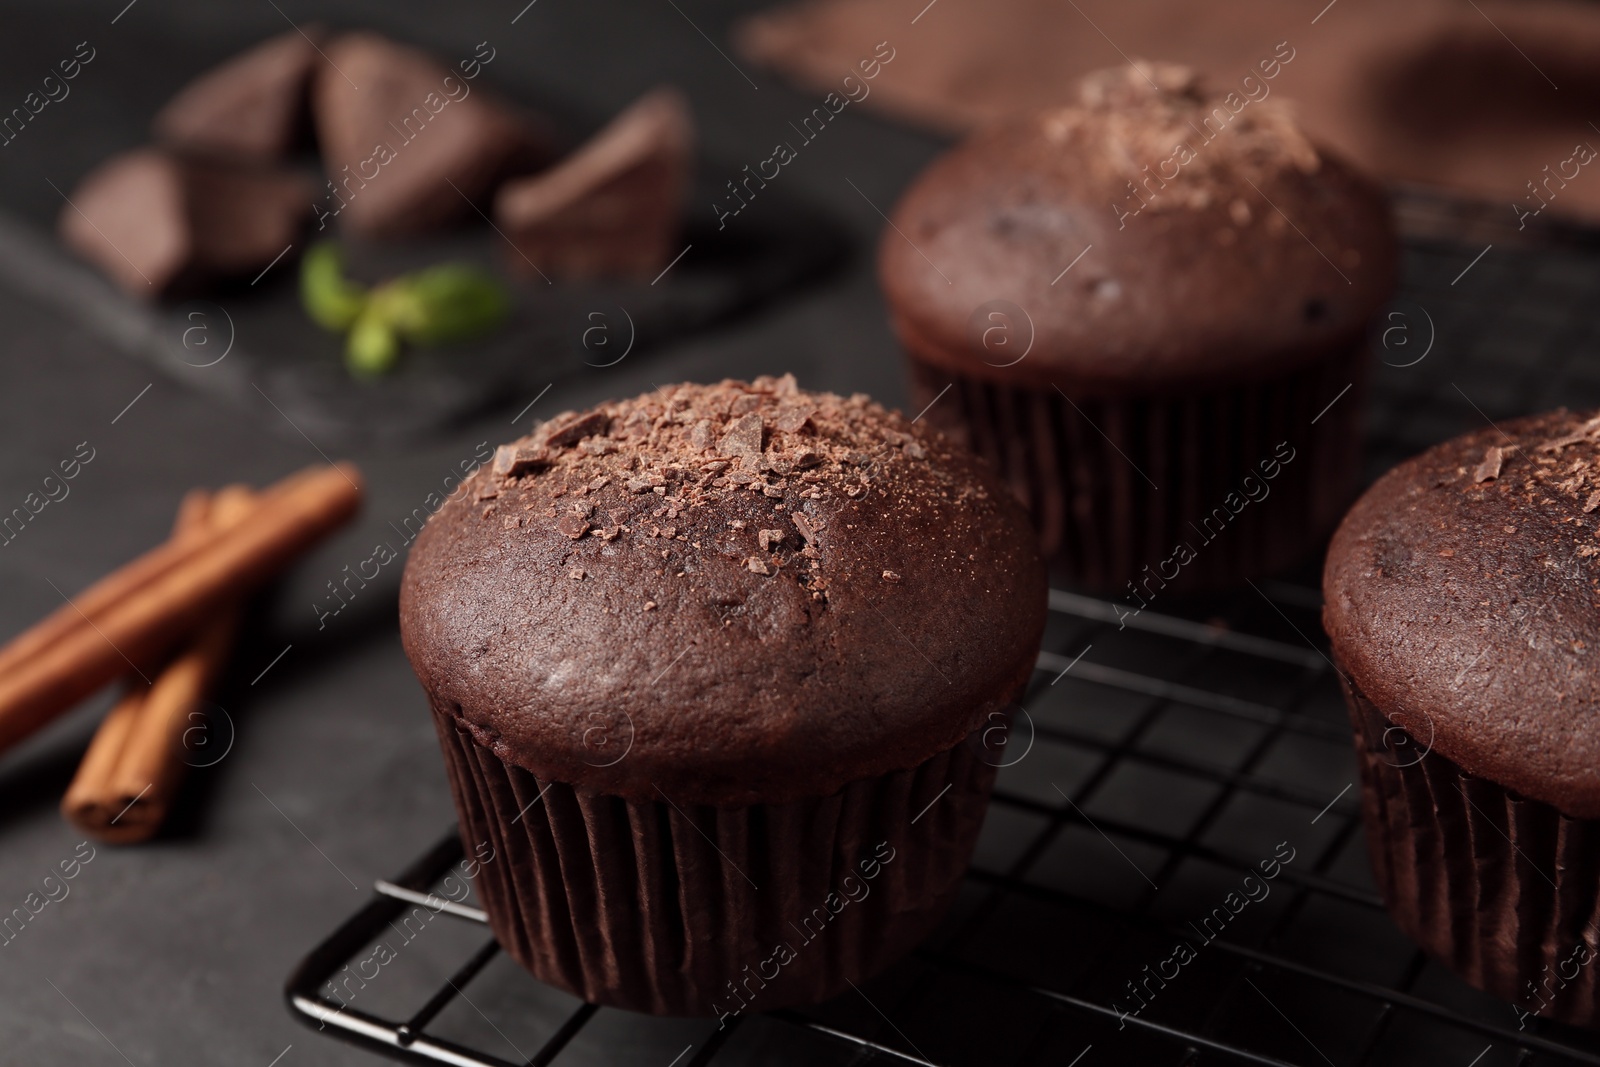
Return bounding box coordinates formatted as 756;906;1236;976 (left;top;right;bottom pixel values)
879;62;1397;393
400;377;1046;806
1324;410;1600;817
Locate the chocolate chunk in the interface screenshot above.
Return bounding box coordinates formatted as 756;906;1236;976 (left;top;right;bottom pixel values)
311;33;550;237
689;420;715;451
1587;491;1600;514
882;570;902;582
774;407;815;434
758;528;785;551
153;28;323;161
58;148;312;297
718;413;764;459
904;440;927;459
558;513;590;539
544;410;610;449
791;513;817;544
762;485;784;498
502;515;522;529
745;557;771;575
792;450;824;470
494;87;693;280
493;443;551;477
568;567;585;580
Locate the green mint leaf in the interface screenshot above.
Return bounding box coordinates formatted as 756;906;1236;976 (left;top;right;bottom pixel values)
388;263;509;345
301;242;368;332
345;308;399;376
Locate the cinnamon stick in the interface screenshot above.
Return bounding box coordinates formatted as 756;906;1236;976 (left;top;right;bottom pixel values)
0;492;217;679
0;463;362;755
62;487;255;842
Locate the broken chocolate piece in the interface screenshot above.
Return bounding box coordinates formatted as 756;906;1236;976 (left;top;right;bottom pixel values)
557;513;590;539
493;86;694;280
58;148;312;298
689;420;715;451
758;528;785;551
153;28;323;162
791;512;817;544
493;443;551;477
568;567;585;580
774;406;815;434
882;570;902;582
311;32;549;237
543;410;610;449
746;557;771;575
718;413;764;459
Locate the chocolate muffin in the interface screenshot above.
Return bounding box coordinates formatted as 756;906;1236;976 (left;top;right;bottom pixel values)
1325;409;1600;1028
400;376;1045;1016
879;61;1398;593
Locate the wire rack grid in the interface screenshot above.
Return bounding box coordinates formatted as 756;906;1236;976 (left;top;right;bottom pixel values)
285;220;1600;1066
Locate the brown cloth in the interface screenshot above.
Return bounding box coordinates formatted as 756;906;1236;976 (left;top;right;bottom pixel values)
736;0;1600;227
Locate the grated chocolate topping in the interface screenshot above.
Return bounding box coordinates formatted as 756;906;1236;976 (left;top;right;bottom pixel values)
477;375;990;606
1039;61;1321;214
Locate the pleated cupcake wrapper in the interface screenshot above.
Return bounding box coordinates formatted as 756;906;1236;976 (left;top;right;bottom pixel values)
432;700;998;1016
904;348;1363;593
1345;673;1600;1029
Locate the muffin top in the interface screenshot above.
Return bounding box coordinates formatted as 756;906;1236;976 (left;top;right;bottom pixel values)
879;62;1397;393
400;377;1046;806
1324;410;1600;817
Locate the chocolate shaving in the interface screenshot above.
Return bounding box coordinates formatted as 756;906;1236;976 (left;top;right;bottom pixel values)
1586;491;1600;514
1538;415;1600;453
1473;445;1515;483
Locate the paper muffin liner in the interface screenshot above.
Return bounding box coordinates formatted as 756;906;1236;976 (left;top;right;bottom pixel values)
1345;673;1600;1029
430;698;999;1016
904;347;1363;593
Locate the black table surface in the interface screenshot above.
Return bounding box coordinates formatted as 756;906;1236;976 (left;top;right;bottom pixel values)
2;2;1594;1065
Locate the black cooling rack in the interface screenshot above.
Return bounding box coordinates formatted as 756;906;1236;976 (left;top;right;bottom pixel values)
284;216;1600;1066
